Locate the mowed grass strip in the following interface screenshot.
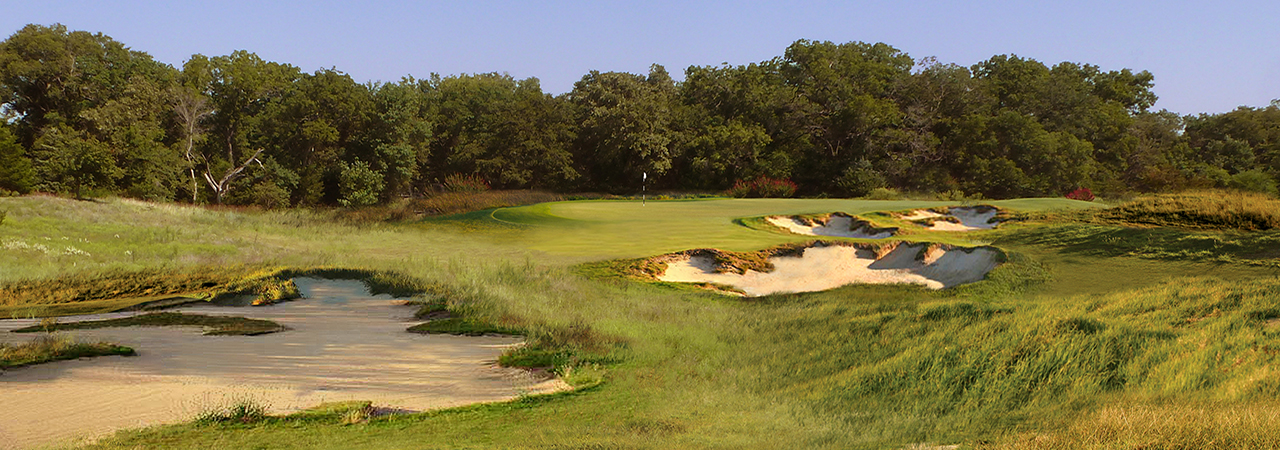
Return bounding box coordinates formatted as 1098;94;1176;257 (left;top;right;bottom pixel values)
11;312;288;336
0;335;135;369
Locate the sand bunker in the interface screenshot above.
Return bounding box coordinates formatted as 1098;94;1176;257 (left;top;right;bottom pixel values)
765;213;895;239
658;243;1000;296
0;278;566;450
900;206;999;231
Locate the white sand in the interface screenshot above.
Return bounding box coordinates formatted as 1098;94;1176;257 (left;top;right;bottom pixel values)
901;207;999;231
658;244;1000;296
765;215;893;239
0;278;566;450
899;210;946;221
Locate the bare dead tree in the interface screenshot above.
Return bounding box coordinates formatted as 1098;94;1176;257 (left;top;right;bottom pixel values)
204;143;264;204
172;88;213;203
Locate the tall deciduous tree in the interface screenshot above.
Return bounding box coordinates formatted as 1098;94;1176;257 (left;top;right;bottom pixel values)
31;125;121;198
0;124;34;193
570;65;680;190
365;78;433;199
190;51;300;204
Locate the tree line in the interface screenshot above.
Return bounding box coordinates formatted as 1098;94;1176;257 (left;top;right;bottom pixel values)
1;24;1277;206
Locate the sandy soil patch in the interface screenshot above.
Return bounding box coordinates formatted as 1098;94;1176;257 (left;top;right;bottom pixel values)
0;278;566;450
658;243;999;296
765;214;894;239
900;206;999;231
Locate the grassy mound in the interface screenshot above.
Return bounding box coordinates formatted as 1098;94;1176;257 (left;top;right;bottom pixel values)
1096;190;1280;231
407;317;519;336
0;266;302;317
10;312;288;336
1;336;135;369
0;266;441;318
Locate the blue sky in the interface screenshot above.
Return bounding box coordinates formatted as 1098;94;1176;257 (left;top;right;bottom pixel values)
5;1;1277;115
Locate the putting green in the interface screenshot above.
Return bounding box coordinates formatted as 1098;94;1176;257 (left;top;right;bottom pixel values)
492;198;1101;258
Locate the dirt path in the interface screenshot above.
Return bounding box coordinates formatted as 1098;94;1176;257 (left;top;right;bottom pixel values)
0;278;566;450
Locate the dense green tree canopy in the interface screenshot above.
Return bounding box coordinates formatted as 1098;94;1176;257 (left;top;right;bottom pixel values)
1;24;1276;204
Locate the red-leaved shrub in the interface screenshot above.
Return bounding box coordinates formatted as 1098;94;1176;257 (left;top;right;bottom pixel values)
726;177;798;198
1066;187;1095;201
442;174;490;193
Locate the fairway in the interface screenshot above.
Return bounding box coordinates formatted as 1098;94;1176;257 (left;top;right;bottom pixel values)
490;197;1101;257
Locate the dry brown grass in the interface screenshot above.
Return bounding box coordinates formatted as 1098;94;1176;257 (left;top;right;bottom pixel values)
0;266;298;307
990;402;1280;449
1096;190;1280;231
0;335;135;369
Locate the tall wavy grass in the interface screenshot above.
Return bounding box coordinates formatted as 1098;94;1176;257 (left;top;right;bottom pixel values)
0;335;135;369
1098;190;1280;230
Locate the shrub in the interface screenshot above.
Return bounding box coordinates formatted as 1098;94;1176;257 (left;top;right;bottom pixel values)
1227;170;1279;197
442;173;490;193
194;396;268;425
1066;187;1095;201
836;159;886;197
241;179;292;209
865;187;901;200
937;189;986;202
725;177;797;198
338;159;384;207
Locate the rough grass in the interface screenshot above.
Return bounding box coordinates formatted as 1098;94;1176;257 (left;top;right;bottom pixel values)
10;312;289;336
0;335;135;369
988;401;1280;449
0;266;302;312
9;194;1280;449
1091;190;1280;231
0;266;436;319
332;190;564;222
406;317;520;336
996;221;1280;269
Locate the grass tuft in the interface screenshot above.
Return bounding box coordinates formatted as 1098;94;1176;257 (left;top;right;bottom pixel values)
406;317;520;336
0;335;135;369
193;395;269;425
10;312;288;336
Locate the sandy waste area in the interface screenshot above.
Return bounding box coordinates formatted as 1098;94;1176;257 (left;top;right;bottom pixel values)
0;278;567;450
900;207;999;231
765;214;893;239
659;244;1000;296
